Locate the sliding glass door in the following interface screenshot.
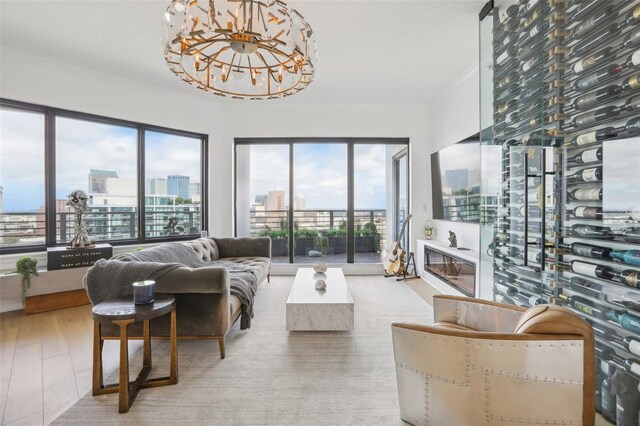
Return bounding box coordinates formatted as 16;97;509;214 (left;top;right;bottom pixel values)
235;139;409;264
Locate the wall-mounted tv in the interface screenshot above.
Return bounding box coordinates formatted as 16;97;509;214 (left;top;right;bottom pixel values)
431;134;481;223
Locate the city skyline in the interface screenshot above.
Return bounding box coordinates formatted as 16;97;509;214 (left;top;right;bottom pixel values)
247;144;392;210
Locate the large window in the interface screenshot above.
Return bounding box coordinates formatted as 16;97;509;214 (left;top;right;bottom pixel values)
235;139;409;264
0;108;46;247
0;100;207;253
145;130;203;238
56;117;138;243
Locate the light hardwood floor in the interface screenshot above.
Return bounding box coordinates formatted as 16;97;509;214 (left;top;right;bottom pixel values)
0;304;141;425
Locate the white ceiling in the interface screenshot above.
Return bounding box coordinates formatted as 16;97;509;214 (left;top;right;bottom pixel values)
0;0;484;105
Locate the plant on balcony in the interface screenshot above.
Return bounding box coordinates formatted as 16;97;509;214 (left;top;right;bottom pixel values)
313;234;329;255
16;256;38;303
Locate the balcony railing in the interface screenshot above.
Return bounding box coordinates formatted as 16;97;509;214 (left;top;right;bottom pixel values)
0;208;201;246
249;209;386;261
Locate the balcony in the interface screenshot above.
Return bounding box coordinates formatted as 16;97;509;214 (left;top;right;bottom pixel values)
0;208;202;247
250;209;386;264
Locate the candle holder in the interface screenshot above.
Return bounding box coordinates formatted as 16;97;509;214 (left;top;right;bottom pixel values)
425;220;434;240
132;280;156;304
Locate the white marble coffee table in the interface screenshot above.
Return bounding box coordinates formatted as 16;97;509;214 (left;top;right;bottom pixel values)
286;268;354;331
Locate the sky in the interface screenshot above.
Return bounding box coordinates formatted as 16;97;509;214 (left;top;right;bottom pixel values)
246;144;394;210
0;111;201;212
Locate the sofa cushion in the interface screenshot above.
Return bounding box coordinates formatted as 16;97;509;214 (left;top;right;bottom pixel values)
182;237;220;262
213;256;270;283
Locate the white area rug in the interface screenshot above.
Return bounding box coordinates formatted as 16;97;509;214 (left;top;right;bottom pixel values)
55;275;433;425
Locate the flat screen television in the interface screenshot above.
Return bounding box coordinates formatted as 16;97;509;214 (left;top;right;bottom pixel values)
431;134;481;223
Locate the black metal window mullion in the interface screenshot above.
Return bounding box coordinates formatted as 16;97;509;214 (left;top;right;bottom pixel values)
44;110;57;247
288;142;295;264
138;127;146;243
347;143;355;263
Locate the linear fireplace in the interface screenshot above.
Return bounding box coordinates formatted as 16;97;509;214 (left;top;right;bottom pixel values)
423;245;476;297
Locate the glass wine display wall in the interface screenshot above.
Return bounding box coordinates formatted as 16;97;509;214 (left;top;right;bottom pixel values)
482;1;640;424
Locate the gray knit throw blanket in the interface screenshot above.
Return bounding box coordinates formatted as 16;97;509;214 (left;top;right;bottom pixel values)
84;243;258;329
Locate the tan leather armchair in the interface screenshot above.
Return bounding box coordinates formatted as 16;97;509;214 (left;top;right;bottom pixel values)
392;295;595;426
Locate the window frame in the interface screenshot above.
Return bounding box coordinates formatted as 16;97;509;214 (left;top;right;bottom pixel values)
233;137;410;264
0;98;208;254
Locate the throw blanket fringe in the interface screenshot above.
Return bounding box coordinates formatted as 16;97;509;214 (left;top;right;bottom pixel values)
84;243;258;329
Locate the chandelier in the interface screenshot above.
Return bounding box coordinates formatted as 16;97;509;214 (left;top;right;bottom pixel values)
162;0;317;100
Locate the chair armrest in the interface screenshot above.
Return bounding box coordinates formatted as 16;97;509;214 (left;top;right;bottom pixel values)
433;295;526;333
214;237;271;259
155;266;230;295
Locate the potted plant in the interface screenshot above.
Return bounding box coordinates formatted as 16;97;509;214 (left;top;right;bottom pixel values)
16;256;38;302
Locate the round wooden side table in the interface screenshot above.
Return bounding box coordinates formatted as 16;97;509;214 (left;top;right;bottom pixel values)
91;293;178;413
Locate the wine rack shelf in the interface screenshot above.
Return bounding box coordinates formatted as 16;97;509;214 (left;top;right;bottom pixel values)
481;0;640;424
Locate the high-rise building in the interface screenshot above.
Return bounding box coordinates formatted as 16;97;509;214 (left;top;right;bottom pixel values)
293;195;305;210
146;177;167;195
266;190;285;211
167;175;190;199
88;169;118;193
254;194;268;206
0;185;3;214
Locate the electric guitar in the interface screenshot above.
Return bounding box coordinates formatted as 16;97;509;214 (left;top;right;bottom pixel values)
385;214;412;276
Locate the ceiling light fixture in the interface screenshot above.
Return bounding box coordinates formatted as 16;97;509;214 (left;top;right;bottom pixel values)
162;0;317;100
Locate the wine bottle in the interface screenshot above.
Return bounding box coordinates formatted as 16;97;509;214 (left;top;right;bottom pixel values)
520;205;541;218
573;85;622;109
623;28;640;48
566;147;602;164
519;41;543;63
522;9;540;29
494;268;517;283
495;282;518;297
498;4;518;24
589;319;640;357
568;276;603;298
495;46;519;66
572;24;621;58
516;21;548;48
504;111;521;125
610;250;640;267
571;0;602;21
515;277;542;293
574;66;623;91
570;260;617;280
623;117;640;134
497;72;519;91
606;310;640;334
512;292;542;307
570;6;617;40
568;127;617;147
613;269;640;289
517;98;545;121
621;73;640;90
496;83;520;102
569;223;614;239
561;293;607;318
620;227;640;244
601;374;616;422
625;49;640;69
569;206;603;220
567;187;602;201
519;85;543;102
566;166;602;183
624;5;640;26
614;370;640;426
521;56;541;74
622;95;640;111
494;293;516;306
502;178;525;191
572;46;616;74
570;242;612;259
496;99;518;115
520;68;543;89
572;106;620;129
